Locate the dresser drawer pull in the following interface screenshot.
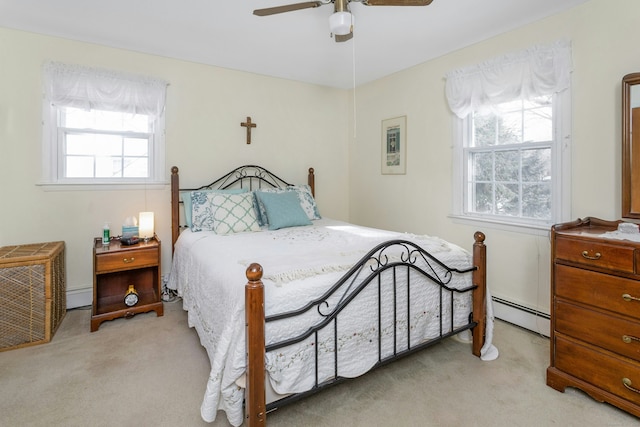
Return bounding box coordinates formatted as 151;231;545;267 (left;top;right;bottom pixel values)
622;378;640;394
622;293;640;302
123;257;135;264
581;250;601;260
622;334;640;344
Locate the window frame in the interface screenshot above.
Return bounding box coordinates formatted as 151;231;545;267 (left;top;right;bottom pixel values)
451;89;571;234
41;104;166;189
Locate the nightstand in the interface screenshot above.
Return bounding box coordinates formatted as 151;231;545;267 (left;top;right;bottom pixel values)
91;236;163;332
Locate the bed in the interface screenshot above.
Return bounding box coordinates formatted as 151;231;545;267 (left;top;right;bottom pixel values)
167;165;495;427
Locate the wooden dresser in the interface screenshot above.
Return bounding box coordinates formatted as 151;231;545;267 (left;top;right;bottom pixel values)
548;217;640;416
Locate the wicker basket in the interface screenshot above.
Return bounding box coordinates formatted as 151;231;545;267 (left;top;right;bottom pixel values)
0;241;66;351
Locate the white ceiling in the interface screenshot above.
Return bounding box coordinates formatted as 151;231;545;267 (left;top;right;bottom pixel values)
0;0;589;89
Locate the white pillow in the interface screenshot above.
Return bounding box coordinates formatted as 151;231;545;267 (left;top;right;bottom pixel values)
181;188;248;228
191;192;260;234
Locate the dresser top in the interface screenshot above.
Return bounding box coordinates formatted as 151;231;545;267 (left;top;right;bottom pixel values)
553;217;640;246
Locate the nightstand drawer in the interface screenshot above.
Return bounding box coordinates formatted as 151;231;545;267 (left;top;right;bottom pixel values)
555;300;640;361
555;264;640;320
555;236;635;274
555;335;640;405
95;248;158;273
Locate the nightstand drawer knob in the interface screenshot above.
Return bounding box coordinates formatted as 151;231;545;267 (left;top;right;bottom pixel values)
581;250;601;260
622;334;640;344
622;293;640;302
123;257;135;263
622;378;640;394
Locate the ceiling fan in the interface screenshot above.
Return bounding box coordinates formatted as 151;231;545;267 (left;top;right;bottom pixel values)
253;0;435;43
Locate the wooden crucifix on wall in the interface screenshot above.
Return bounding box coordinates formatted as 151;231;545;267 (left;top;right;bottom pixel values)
241;116;257;144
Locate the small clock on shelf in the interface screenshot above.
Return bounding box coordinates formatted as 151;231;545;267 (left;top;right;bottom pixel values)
124;284;139;307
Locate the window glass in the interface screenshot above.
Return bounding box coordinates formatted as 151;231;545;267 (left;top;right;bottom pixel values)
60;110;152;180
461;94;559;226
62;107;150;132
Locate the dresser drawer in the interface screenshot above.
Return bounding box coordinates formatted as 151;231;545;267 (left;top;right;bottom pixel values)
555;236;636;274
95;248;158;273
555;300;640;361
555;335;640;405
555;264;640;320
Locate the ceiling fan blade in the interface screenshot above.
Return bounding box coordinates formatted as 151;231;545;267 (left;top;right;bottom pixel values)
363;0;434;5
335;31;353;43
253;1;324;16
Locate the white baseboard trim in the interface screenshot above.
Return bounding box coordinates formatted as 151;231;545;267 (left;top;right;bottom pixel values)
492;297;550;337
66;287;92;309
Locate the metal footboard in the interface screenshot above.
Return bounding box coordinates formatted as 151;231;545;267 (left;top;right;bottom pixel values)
258;239;478;412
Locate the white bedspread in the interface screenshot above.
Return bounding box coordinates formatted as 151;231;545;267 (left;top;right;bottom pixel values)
168;219;494;426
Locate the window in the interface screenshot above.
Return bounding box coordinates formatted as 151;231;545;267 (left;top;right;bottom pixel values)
466;95;555;224
446;41;572;231
41;62;168;187
60;108;152;179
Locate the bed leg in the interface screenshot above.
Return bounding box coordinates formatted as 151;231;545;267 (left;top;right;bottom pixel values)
246;263;266;427
472;231;487;357
171;166;180;255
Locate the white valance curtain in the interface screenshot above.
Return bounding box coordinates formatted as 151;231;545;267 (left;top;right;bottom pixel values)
445;39;572;119
43;61;168;117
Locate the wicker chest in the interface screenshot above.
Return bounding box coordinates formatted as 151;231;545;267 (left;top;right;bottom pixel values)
0;241;66;351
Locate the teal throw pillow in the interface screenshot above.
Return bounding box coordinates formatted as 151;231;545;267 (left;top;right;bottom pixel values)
255;191;312;230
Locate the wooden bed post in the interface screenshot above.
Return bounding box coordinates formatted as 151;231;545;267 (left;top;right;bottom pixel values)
308;167;315;197
171;166;180;255
245;263;266;427
471;231;487;357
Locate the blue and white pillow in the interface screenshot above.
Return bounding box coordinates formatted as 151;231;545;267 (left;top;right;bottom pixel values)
182;188;248;228
191;191;260;234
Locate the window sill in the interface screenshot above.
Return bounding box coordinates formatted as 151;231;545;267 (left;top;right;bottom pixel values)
448;214;552;237
36;181;168;192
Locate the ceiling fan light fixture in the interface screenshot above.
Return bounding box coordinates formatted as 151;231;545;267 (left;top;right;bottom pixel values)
329;11;353;36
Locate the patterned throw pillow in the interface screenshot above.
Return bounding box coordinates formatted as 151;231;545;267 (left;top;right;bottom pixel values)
191;191;260;234
255;185;321;226
181;188;249;228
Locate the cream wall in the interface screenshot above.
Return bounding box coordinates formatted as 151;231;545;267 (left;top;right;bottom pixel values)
0;28;350;302
2;0;638;326
347;0;640;334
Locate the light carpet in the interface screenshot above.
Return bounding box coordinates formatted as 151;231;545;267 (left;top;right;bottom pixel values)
0;300;637;426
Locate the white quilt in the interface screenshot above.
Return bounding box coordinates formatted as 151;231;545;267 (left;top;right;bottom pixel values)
168;219;493;426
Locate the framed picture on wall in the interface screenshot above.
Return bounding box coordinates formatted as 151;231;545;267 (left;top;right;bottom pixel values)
381;116;407;175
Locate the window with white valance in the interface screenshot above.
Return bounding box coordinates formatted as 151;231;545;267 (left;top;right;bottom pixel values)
41;62;169;187
445;40;572;231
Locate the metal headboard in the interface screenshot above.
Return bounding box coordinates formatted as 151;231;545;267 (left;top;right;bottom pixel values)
170;165;315;253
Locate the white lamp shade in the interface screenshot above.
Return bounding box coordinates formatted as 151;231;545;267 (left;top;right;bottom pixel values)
139;212;154;239
329;11;353;36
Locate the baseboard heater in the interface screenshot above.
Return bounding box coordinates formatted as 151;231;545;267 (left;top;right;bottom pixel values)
492;296;550;337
